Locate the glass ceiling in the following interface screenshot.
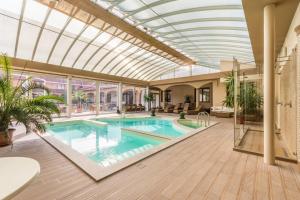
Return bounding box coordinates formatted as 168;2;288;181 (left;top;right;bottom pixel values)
0;0;254;81
93;0;254;73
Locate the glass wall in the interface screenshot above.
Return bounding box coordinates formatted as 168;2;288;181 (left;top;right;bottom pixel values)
122;85;146;106
71;78;96;115
31;73;67;116
2;69;153;116
232;61;269;158
99;82;118;112
5;71;68;116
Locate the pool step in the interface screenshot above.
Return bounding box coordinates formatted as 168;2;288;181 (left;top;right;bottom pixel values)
99;144;154;167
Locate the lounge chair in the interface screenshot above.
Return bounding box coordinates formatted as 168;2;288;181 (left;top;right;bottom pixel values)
164;104;174;113
173;103;183;113
155;106;164;113
187;105;202;115
182;103;190;114
131;104;137;112
124;104;132;112
137;104;145;111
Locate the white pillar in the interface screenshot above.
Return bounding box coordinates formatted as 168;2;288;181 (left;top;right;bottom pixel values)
195;88;199;108
96;81;100;115
162;90;166;109
26;75;33;98
145;86;149;111
263;4;275;165
67;75;72;118
133;88;136;105
118;82;123;112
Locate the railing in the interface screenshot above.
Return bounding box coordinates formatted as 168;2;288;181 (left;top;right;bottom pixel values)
197;112;210;127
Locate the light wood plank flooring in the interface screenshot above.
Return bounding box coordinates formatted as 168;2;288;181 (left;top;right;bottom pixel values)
0;117;299;200
235;129;297;161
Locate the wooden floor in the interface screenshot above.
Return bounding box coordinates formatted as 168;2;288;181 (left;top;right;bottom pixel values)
236;130;297;160
1;117;300;200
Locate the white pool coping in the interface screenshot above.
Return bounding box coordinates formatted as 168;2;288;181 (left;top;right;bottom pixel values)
39;114;218;181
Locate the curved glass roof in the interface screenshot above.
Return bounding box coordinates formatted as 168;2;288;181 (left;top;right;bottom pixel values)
0;0;254;81
93;0;254;70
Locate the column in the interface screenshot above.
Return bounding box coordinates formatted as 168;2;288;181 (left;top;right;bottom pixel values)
263;4;275;165
295;25;300;161
26;75;33;98
133;88;136;105
67;75;72;118
96;81;100;115
162;90;166;109
195;88;199;108
118;82;123;112
145;86;149;111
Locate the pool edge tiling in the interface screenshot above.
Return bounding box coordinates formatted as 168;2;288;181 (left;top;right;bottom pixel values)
40;117;218;181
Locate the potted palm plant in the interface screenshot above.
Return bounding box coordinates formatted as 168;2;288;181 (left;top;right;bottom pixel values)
238;82;263;122
144;93;155;116
0;55;63;146
222;71;234;108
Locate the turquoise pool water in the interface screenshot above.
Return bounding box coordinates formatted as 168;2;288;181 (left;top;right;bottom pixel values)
94;117;186;138
46;121;163;167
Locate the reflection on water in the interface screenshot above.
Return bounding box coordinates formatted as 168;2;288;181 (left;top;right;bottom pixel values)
46;121;162;167
95;117;185;138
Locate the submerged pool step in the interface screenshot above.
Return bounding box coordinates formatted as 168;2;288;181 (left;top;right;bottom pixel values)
99;144;154;167
121;128;172;141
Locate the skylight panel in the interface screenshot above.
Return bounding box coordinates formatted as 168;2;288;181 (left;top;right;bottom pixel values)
94;1;110;9
106;37;122;49
46;9;68;30
73;45;99;70
163;10;244;23
0;0;23;16
0;15;18;56
61;40;86;67
17;22;40;59
94;32;112;45
65;18;85;36
34;30;59;62
23;0;48;24
151;0;242;14
119;0;144;11
48;35;74;65
81;26;99;40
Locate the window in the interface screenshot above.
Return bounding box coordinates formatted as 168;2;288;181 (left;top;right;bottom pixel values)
199;88;211;103
71;78;96;115
99;82;118;112
165;90;172;102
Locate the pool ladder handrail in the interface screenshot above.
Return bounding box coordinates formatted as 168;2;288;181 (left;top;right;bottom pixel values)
197;112;210;127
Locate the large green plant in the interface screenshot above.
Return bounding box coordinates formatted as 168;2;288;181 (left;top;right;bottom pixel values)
238;82;263;114
144;93;154;110
0;55;63;136
222;72;263;114
223;71;234;108
144;93;154;103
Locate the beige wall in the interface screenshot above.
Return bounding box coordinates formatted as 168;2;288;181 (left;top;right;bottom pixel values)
277;3;300;160
157;79;226;108
168;85;195;105
279;50;297;156
212;81;226;107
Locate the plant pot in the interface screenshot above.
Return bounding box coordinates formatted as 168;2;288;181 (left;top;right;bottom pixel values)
150;108;156;116
179;112;185;119
239;115;245;124
0;129;15;146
